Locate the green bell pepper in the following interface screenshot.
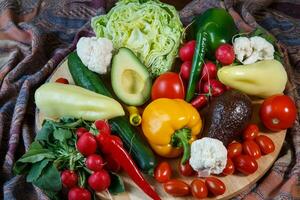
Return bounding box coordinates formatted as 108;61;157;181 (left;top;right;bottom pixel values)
185;8;238;102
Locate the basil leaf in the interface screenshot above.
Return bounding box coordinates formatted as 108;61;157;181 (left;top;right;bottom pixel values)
26;159;49;182
53;128;72;142
35;120;54;142
108;173;125;195
33;163;62;192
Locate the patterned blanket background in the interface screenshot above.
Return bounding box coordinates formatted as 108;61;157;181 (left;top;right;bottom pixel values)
0;0;299;199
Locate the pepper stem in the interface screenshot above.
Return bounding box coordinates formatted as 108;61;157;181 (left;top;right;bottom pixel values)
171;128;191;164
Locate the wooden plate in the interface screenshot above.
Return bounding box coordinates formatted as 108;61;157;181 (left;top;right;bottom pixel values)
35;58;286;200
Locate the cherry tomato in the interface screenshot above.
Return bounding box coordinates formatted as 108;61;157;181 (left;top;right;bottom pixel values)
233;155;258;175
243;124;259;140
151;72;185;100
85;154;104;172
61;170;78;188
88;170;111;192
191;179;208;199
202;79;225;97
215;44;235;65
68;187;91;200
205;177;226;196
180;61;192;80
179;40;196;62
191;94;208;110
76;127;88;138
178;160;195;177
200;61;217;82
154;162;172;183
94;120;111;135
76;132;97;156
227;142;242;158
243;140;262;160
255;135;275;155
55;77;69;84
163;179;190;197
222;158;235;175
260;95;297;131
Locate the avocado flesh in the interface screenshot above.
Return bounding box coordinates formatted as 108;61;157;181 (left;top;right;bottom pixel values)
111;48;151;106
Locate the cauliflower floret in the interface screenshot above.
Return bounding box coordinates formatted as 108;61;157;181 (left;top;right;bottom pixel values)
190;137;227;177
77;37;113;74
233;37;253;63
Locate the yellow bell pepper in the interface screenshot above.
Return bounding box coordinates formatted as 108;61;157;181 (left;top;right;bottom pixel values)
217;60;287;98
142;98;202;164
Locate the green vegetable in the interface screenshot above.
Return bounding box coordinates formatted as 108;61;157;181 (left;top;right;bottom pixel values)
68;52;157;175
91;0;183;77
186;8;238;102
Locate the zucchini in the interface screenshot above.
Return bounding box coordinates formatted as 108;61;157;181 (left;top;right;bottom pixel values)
67;52;157;175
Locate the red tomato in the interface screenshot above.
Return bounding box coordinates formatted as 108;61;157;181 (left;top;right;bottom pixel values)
76;127;88;138
191;179;208;199
151;72;185;100
202;79;225;97
163;179;190;197
154;162;172;183
88;170;111;192
68;187;91;200
215;44;235;65
200;61;217;82
76;132;97;156
178;161;195;177
55;77;69;84
255;135;275;155
179;40;196;62
61;170;78;188
227;142;242;158
243;124;259;140
233;155;258;175
243;140;262;160
222;158;235;175
205;177;226;196
85;154;104;172
260;95;297;131
180;61;192;80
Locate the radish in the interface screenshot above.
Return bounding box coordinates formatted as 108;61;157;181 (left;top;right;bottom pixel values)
76;127;88;138
88;170;111;192
61;170;78;189
203;79;225;97
76;132;97;156
215;44;235;65
200;61;217;82
180;61;192;80
85;154;105;172
68;187;91;200
179;40;196;62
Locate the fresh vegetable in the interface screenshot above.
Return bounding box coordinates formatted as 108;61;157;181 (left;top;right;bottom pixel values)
85;154;104;172
163;179;190;197
76;127;88;138
190;94;208;110
227;142;242;158
215;44;235;65
35;83;124;121
191;179;208;198
151;72;185;100
111;48;151;106
222;158;235;175
76;37;113;74
68;52;157;175
88;170;111;192
179;40;196;62
202;79;225;97
180;61;192;80
233;36;275;64
186;8;237;101
243;124;259;140
126;106;142;126
103;154;121;172
200;61;217;82
55;77;69;84
242;140;262;160
178;161;195;177
76;132;97;156
94;120;111;136
233;155;258;175
217;60;288;98
68;187;91;200
92;0;183;77
154;162;172;183
205;177;226;196
259;94;297;131
142;98;202;164
190;137;227;176
255;135;275;154
61;170;78;189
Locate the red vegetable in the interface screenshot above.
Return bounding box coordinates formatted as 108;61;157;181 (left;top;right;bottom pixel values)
200;61;217;82
88;170;111;192
76;132;97;156
260;95;297;131
190;94;208;110
61;170;78;189
191;179;208;199
203;79;225;97
233;155;258;175
227;142;242;158
178;161;195;177
180;61;192;80
243;124;259;140
255;135;275;155
205;177;226;196
222;158;235;175
164;179;190;197
179;40;196;62
154;162;172;183
95;120;111;135
55;77;69;84
85;154;104;172
243;140;262;160
215;44;235;65
76;127;88;138
68;187;91;200
103;154;121;172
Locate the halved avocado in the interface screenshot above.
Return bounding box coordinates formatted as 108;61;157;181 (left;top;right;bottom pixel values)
111;48;151;106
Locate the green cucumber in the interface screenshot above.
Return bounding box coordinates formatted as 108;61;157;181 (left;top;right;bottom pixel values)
67;52;157;175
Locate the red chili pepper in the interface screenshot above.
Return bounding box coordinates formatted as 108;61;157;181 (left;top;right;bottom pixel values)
191;95;208;109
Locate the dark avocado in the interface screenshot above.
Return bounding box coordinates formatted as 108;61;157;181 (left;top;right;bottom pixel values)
205;90;252;146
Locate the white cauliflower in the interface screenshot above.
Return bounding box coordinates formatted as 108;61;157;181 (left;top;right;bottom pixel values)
233;37;253;63
76;37;114;74
190;137;227;177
